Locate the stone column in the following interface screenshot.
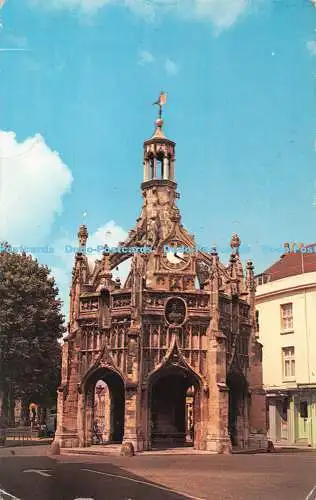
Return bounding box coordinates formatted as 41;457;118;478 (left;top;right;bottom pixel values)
85;389;94;447
55;388;65;437
143;161;150;182
141;387;150;450
193;385;208;450
163;157;169;180
123;386;139;450
77;391;85;447
123;326;143;451
169;160;175;181
205;337;231;453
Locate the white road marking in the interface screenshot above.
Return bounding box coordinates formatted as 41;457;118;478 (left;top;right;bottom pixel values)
0;488;21;499
23;469;52;478
305;485;316;500
82;468;206;500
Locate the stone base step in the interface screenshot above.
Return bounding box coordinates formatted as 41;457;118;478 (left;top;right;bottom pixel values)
61;445;216;456
62;445;121;456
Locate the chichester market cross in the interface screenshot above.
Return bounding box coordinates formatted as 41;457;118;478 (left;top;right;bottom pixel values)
54;95;267;454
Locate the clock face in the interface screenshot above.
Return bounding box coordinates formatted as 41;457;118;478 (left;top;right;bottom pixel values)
163;241;190;270
166;251;185;264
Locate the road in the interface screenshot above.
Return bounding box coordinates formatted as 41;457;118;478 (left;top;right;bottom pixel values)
0;447;316;499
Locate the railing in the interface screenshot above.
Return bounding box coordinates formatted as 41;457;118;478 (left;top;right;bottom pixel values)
0;427;39;445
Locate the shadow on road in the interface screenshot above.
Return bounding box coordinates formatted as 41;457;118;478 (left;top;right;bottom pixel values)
0;454;195;500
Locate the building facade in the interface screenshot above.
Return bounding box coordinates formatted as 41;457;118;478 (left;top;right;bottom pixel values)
256;247;316;447
54;103;267;453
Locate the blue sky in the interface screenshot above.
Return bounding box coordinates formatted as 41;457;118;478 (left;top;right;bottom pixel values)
0;0;315;316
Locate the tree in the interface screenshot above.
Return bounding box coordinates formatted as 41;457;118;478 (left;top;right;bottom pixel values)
0;245;65;424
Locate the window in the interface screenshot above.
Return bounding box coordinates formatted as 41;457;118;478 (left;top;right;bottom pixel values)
280;303;293;332
299;401;308;419
282;347;295;379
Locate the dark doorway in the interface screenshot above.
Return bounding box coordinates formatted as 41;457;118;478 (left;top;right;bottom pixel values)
227;371;248;448
149;366;199;449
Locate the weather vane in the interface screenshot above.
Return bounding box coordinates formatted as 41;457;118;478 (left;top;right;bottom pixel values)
153;91;167;120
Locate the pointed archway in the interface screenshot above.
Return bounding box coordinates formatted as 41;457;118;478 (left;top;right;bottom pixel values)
82;367;125;447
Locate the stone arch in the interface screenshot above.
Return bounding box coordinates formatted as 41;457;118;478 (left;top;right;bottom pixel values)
147;341;205;450
156;150;165;179
80;366;125;447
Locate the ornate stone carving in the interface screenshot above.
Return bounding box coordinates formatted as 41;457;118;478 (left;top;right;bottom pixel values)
165;298;186;326
80;297;99;312
112;294;131;308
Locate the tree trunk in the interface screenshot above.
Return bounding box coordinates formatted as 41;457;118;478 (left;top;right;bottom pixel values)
0;387;9;424
7;384;15;427
0;388;4;417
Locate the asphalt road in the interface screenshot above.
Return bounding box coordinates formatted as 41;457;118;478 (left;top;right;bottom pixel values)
0;447;316;500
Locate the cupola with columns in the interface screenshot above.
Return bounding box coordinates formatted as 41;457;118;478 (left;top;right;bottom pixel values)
142;92;176;186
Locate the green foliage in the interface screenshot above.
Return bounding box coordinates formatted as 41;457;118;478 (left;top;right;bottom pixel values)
0;245;65;409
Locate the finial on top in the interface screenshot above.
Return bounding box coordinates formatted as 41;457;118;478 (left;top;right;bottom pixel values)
78;225;88;248
246;260;254;271
230;233;241;254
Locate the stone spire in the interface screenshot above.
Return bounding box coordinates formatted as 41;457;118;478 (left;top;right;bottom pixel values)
229;233;244;291
245;259;255;293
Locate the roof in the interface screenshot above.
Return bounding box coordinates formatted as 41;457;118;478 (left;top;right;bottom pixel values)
259;247;316;282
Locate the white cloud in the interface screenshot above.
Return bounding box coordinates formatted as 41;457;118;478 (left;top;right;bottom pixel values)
31;0;256;30
138;49;155;65
194;0;251;29
0;131;73;245
165;58;179;76
306;40;316;56
30;0;113;13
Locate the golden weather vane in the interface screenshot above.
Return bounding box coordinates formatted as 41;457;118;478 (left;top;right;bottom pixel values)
153;91;167;120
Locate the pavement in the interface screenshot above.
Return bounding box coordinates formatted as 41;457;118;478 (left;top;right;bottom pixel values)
0;444;316;499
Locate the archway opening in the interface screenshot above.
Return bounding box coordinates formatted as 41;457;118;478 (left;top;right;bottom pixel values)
85;368;125;446
227;371;248;448
157;153;164;179
149;366;200;449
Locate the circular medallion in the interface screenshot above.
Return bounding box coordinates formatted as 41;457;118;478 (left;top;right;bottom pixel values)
165;297;186;326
